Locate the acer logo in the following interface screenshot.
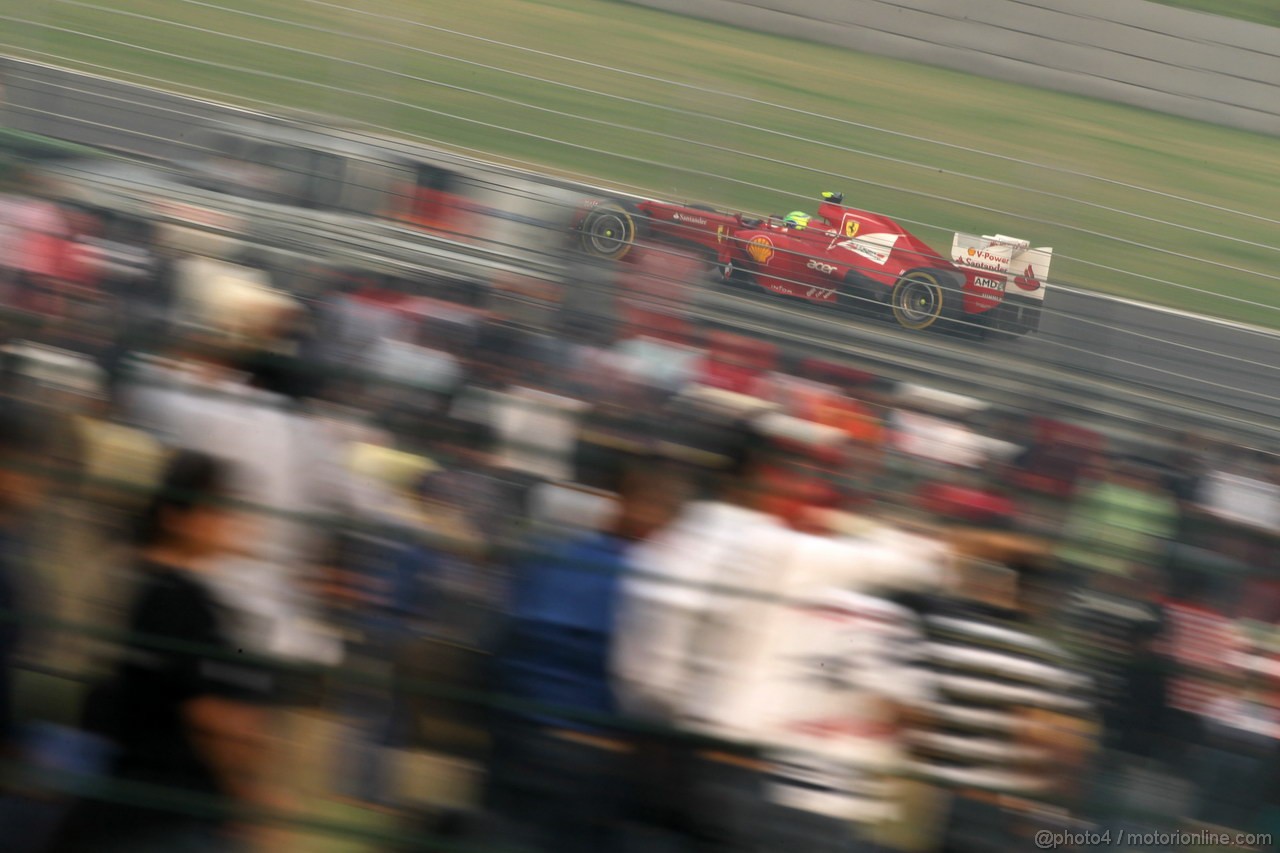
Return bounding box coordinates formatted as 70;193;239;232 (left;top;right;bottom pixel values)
806;259;838;275
1013;264;1042;292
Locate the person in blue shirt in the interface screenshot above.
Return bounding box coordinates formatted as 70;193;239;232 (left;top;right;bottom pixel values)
485;448;683;853
499;532;630;732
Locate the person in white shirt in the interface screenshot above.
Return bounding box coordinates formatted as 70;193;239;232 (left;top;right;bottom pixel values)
611;395;948;851
364;322;463;403
757;587;932;852
125;341;346;669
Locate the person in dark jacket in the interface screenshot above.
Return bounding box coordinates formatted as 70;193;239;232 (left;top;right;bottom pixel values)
485;449;682;853
51;451;286;853
1113;619;1171;759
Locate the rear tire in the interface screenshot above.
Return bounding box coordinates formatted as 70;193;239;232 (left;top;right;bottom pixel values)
890;271;948;331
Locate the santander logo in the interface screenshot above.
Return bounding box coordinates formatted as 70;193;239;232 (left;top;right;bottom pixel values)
1013;264;1042;292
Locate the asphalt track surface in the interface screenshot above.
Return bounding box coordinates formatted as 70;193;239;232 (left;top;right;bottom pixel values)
3;58;1277;435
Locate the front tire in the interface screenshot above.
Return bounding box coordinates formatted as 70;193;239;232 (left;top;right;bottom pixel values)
578;200;643;261
713;259;755;292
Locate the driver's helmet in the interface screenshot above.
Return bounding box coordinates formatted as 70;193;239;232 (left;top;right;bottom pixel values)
783;211;811;230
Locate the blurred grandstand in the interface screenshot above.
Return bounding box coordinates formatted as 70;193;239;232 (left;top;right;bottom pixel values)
1;0;1279;839
0;141;1275;852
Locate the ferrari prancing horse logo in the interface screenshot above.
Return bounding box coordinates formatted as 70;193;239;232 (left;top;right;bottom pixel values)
844;219;859;239
747;235;774;265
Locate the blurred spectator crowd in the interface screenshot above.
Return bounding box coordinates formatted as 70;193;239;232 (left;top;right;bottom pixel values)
0;166;1277;853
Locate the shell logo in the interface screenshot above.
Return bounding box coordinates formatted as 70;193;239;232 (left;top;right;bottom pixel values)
967;247;976;257
747;236;774;265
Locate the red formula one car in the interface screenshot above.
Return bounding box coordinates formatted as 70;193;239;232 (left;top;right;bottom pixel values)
575;192;1051;337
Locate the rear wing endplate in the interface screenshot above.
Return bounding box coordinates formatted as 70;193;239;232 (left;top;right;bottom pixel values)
951;233;1052;299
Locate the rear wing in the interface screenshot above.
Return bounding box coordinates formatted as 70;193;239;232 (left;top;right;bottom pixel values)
951;233;1052;300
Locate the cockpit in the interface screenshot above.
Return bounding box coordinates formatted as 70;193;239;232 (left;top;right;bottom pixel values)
775;191;845;231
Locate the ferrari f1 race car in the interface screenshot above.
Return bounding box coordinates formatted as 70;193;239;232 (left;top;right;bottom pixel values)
575;191;1052;337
